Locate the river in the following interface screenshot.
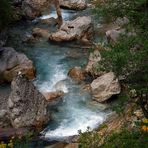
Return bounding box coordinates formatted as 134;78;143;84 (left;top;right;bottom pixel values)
5;6;109;144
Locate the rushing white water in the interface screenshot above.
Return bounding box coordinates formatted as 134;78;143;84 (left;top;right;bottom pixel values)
40;77;107;140
44;109;104;140
36;65;67;92
7;8;108;142
39;9;75;21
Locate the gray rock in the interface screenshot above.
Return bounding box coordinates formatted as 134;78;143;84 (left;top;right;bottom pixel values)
0;47;35;83
8;76;50;128
49;16;93;44
91;72;121;102
85;49;101;73
60;0;87;10
0;110;11;128
22;0;50;19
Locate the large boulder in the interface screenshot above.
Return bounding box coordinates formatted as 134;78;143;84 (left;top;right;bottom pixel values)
0;47;35;83
49;16;93;44
59;0;87;10
22;0;50;19
8;76;49;128
68;66;84;82
91;72;121;102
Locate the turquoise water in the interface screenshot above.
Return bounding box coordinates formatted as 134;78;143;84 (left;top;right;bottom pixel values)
6;9;108;142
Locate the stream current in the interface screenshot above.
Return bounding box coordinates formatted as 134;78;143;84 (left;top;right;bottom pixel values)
6;8;109;142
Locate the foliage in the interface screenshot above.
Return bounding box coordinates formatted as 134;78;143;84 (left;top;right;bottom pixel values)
92;0;148;30
101;129;148;148
91;0;148;116
78;127;100;148
111;93;129;115
0;133;33;148
0;0;12;29
78;128;148;148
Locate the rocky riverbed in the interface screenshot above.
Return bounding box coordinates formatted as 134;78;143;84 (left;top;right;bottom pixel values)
0;0;124;147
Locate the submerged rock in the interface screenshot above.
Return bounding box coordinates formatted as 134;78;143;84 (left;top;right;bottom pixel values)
32;27;51;39
0;47;35;83
8;75;50;128
60;0;87;10
91;72;121;102
49;16;93;44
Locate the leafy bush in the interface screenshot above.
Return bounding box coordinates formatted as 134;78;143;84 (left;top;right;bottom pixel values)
78;127;100;148
91;0;148;117
78;128;148;148
101;130;148;148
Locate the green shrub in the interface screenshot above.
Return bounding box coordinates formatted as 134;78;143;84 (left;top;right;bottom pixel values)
101;130;148;148
78;127;100;148
78;128;148;148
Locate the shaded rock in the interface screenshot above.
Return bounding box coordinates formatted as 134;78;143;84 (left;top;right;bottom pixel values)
49;16;93;44
22;33;37;43
22;0;50;19
0;47;35;83
85;48;101;73
8;76;49;128
106;28;125;43
91;72;121;102
0;30;8;47
0;128;30;140
0;110;11;128
68;67;84;82
42;91;64;102
60;0;87;10
40;17;57;26
115;17;129;27
32;27;50;39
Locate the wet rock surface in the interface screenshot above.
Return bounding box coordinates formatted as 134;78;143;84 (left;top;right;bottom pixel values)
68;66;85;83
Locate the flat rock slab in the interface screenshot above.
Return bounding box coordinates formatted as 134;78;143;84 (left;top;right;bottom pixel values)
49;16;93;44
